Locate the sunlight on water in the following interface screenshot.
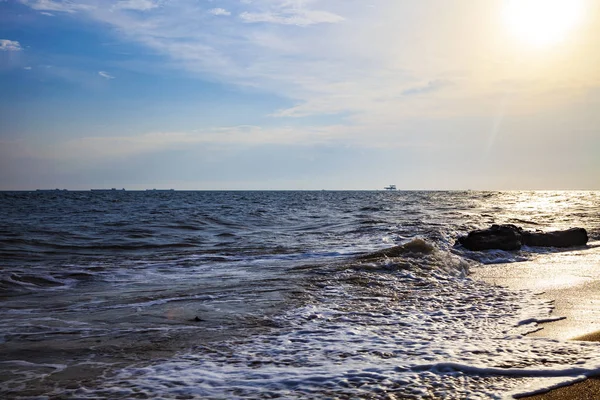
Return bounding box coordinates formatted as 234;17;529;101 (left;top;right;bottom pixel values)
505;191;584;212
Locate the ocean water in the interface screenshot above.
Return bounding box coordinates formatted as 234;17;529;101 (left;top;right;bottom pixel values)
1;190;599;399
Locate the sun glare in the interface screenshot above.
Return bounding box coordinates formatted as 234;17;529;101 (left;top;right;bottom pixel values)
504;0;586;48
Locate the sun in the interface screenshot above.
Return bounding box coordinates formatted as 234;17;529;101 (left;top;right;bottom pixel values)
503;0;586;48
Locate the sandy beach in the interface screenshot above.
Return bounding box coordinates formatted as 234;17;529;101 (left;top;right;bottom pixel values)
472;242;600;399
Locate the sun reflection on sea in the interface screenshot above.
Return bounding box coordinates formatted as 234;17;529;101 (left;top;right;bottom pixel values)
509;191;576;213
481;191;600;232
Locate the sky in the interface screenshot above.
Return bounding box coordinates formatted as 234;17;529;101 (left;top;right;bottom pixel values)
0;0;599;190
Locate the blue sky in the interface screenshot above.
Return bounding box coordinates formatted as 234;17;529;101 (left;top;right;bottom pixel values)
1;0;599;190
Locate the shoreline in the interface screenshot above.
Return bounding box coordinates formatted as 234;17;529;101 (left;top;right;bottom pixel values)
520;377;600;400
471;243;600;399
518;330;600;399
517;329;600;399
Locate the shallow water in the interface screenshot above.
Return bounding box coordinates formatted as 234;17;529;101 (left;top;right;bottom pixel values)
1;190;599;398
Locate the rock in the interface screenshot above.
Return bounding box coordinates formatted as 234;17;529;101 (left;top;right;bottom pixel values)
359;238;435;260
522;228;588;248
457;224;523;251
457;225;588;251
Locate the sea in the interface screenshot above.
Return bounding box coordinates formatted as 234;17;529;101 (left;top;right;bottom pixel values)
1;190;600;399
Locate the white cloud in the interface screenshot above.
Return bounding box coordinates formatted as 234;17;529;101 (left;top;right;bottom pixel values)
31;64;107;89
112;0;159;11
16;0;600;150
98;71;115;79
239;9;343;26
18;125;346;162
235;0;344;26
0;39;22;51
19;0;93;13
209;8;231;16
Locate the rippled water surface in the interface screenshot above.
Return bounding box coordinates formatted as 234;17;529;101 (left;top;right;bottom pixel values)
1;190;599;399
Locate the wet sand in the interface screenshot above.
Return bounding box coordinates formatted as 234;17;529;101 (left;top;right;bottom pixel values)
472;243;600;399
521;377;600;400
517;330;600;400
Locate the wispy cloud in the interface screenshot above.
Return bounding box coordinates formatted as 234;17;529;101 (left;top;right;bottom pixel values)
19;0;94;13
209;8;231;16
402;80;451;96
16;0;600;138
237;0;344;26
0;39;22;51
239;9;343;26
111;0;159;11
9;125;348;162
98;70;115;79
32;64;106;89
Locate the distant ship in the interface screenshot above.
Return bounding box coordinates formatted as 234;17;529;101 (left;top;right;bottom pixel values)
36;189;68;192
90;188;125;192
146;189;175;192
384;185;397;190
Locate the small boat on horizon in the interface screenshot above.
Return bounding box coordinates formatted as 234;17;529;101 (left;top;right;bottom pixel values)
384;185;397;190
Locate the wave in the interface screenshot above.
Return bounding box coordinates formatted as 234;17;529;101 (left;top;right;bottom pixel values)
412;361;600;379
0;270;95;296
351;238;472;280
0;237;199;254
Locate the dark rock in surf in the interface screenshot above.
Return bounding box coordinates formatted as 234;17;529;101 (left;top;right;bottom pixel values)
457;224;523;251
457;224;588;251
522;227;588;248
359;238;435;260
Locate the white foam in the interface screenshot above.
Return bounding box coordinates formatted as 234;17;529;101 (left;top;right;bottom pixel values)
0;360;67;392
64;248;600;399
0;360;66;370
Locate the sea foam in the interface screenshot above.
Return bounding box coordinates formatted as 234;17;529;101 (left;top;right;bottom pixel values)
57;244;600;399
